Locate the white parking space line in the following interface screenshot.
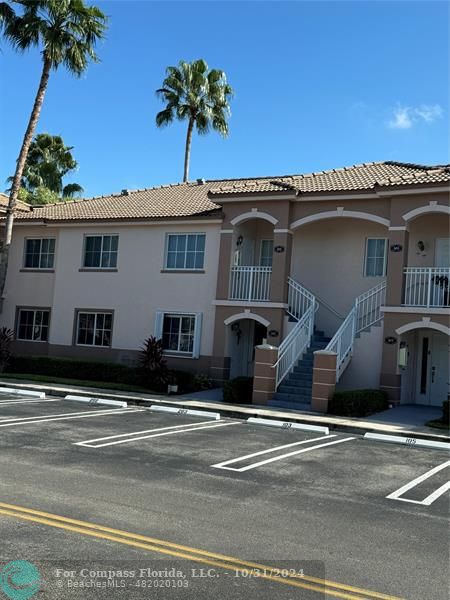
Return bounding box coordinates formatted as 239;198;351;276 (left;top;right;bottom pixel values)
0;407;143;427
386;460;450;506
0;399;61;406
213;436;355;472
77;420;242;448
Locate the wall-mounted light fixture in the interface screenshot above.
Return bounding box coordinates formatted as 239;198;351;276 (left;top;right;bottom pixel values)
236;235;243;247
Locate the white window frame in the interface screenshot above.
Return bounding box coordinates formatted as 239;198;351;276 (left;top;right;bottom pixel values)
16;308;50;342
435;238;450;267
75;311;113;347
82;234;119;269
154;311;202;358
164;233;206;271
364;238;388;277
259;239;274;267
23;237;56;270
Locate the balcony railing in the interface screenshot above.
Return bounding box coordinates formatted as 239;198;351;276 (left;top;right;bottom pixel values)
229;266;272;301
403;267;450;308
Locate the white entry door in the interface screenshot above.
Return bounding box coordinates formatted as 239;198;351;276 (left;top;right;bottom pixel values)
416;332;449;406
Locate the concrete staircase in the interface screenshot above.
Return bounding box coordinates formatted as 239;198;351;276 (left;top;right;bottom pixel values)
268;330;331;410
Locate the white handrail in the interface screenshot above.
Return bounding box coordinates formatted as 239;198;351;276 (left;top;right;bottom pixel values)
229;266;272;301
287;277;315;320
274;302;315;388
326;280;386;382
403;267;450;307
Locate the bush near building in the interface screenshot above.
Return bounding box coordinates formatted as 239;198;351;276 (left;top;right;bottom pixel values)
328;389;389;417
223;377;253;404
6;356;209;395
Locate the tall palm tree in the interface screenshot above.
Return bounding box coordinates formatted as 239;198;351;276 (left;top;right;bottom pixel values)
0;0;107;305
8;132;84;198
156;59;233;182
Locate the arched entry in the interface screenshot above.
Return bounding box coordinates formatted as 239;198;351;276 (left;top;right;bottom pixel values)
224;313;269;378
396;322;449;406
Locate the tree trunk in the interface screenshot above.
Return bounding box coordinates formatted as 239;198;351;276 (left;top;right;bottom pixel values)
0;55;52;312
183;117;194;182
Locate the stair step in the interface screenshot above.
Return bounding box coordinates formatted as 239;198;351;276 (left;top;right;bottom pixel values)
287;373;313;383
278;383;312;395
268;399;312;411
272;392;312;404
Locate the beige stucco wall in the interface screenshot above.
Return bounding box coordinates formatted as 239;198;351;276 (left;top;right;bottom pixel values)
290;218;388;336
407;214;450;267
2;225;59;327
2;222;221;362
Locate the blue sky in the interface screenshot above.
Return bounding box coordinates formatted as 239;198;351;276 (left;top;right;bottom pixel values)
0;1;448;197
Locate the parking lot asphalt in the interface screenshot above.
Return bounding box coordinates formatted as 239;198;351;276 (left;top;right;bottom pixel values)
0;394;449;600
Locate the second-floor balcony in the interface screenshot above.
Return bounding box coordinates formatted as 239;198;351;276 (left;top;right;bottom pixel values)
403;267;450;308
229;266;272;302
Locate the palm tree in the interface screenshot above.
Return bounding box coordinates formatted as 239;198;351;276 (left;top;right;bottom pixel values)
156;59;233;182
0;0;107;306
8;132;84;199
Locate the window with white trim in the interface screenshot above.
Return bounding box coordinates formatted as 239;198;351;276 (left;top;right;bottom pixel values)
154;311;202;357
76;312;113;346
24;238;55;269
83;235;119;268
16;309;50;341
364;238;387;277
259;239;273;267
165;234;206;270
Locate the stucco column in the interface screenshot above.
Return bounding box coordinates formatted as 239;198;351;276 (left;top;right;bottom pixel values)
216;231;233;300
252;344;278;405
311;350;337;412
385;229;409;306
379;313;401;403
269;231;292;303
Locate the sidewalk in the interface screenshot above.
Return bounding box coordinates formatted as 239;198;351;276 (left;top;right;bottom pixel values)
1;378;448;443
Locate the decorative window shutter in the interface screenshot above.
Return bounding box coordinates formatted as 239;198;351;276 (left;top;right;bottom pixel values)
193;313;203;359
154;311;164;340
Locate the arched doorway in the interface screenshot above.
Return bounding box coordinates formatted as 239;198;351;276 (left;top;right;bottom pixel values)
224;313;269;378
396;323;449;406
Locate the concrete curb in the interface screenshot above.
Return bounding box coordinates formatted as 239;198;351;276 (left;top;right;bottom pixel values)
247;417;329;435
149;405;220;420
0;386;46;399
0;380;448;444
364;432;450;451
64;395;127;408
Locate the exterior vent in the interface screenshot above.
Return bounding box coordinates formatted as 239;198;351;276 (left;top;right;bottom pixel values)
197;178;205;185
121;189;130;196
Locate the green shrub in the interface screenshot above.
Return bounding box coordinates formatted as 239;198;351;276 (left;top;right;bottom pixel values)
7;356;213;395
442;400;449;425
223;377;253;404
0;327;14;372
8;356;161;391
328;389;389;417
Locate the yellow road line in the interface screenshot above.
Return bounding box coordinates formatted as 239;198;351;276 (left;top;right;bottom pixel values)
0;502;403;600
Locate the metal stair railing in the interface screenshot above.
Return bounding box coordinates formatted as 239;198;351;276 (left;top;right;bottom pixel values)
274;278;316;388
325;280;386;382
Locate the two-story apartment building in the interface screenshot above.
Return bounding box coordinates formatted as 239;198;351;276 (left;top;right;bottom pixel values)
1;161;449;412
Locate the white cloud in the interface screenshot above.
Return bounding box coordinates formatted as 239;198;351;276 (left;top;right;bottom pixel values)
388;103;443;130
388;106;413;129
414;104;443;123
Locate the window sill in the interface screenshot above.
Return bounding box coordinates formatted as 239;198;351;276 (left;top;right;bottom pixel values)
74;344;112;348
20;269;54;273
78;268;118;272
160;269;205;274
15;339;49;343
163;352;195;359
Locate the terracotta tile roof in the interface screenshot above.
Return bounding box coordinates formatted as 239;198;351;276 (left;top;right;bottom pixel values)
12;161;449;223
0;192;31;212
14;182;223;223
209;161;450;196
